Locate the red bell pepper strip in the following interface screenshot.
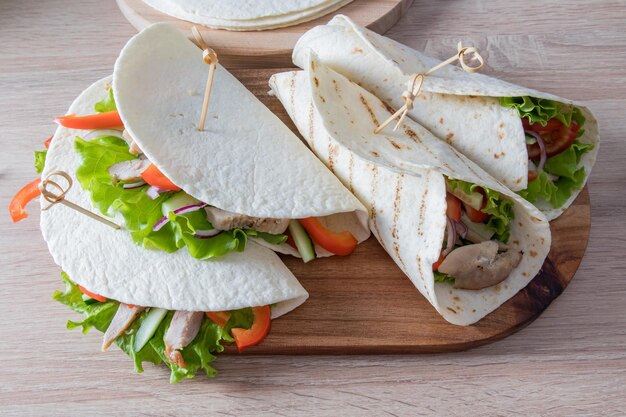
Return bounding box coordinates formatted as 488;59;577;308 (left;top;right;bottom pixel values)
140;164;181;191
298;217;357;256
43;135;53;149
432;254;445;271
54;111;124;130
78;285;107;303
9;178;41;222
206;311;231;327
445;193;462;222
231;305;271;353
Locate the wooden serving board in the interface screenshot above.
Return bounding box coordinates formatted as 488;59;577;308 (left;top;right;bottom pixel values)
216;68;592;354
116;0;414;68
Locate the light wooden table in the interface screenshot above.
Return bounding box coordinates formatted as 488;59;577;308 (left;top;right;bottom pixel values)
1;0;625;415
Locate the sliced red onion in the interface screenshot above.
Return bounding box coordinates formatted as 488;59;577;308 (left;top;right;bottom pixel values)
152;203;208;232
454;219;468;239
146;185;162;200
122;181;147;189
442;217;457;257
525;130;547;172
193;229;221;239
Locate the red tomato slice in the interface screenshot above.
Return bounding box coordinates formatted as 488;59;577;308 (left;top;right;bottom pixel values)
298;217;357;256
78;285;107;302
522;117;562;134
526;119;580;160
528;170;538;182
445;193;462;222
140;164;181;191
231;305;271;353
9;178;41;222
54;111;124;130
206;311;232;327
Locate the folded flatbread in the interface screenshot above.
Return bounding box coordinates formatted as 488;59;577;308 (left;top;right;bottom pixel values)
293;15;599;220
143;0;353;31
270;54;552;325
41;76;309;316
113;23;369;258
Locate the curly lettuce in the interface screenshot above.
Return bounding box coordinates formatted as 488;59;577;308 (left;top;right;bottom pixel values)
519;141;593;208
501;96;593;208
54;273;253;383
74;135;286;259
34;150;47;173
94;87;117;113
500;96;585;132
447;179;514;243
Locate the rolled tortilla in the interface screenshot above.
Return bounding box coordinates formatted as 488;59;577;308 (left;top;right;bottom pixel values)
143;0;353;31
41;77;308;318
270;54;551;325
293;15;599;220
113;23;369;257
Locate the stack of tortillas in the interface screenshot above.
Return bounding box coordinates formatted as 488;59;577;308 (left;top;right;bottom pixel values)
142;0;353;31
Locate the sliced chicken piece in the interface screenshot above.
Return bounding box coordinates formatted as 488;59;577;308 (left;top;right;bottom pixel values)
102;304;145;351
438;241;523;290
205;206;290;234
108;158;151;182
122;129;143;155
164;311;204;368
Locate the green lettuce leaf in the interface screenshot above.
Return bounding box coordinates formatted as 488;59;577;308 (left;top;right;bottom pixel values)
75;135;273;259
447;179;514;242
519;141;593;208
433;271;455;285
500;96;585;129
94;87;117;113
54;273;255;382
34;150;47;173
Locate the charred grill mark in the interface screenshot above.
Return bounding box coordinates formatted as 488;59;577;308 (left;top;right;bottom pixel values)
403;127;422;144
313;77;320;87
392;175;406;268
494;151;505;159
353;47;364;53
328;141;335;173
359;94;379;126
332;79;340;93
445;132;454;143
417;173;430;237
369;166;381;238
446;307;457;314
370;151;380;158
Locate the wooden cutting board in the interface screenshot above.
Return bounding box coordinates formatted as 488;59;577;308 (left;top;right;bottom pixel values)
219;68;592;354
116;0;414;68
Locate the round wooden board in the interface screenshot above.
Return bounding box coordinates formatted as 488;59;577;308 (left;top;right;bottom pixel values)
116;0;414;68
224;68;592;354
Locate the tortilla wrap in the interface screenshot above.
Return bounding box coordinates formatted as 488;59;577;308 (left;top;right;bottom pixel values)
113;23;369;257
40;77;308;318
293;15;599;220
270;55;551;325
143;0;353;31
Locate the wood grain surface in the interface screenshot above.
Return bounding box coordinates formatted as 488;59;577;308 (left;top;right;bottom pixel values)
1;0;625;416
117;0;414;67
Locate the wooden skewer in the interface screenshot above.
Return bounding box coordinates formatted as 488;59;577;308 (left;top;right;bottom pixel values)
39;171;121;230
191;26;219;132
374;42;484;134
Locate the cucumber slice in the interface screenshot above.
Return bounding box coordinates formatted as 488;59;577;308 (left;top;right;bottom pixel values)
461;213;494;242
449;187;483;211
161;192;201;217
289;220;316;263
133;307;168;352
